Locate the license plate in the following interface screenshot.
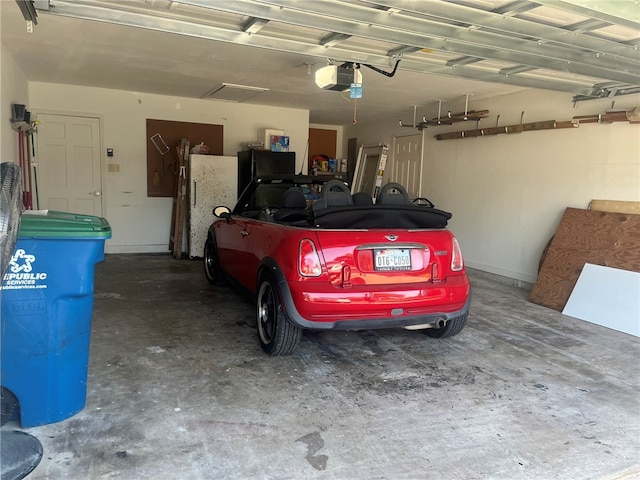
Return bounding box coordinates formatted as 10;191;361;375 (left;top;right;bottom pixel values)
374;248;411;271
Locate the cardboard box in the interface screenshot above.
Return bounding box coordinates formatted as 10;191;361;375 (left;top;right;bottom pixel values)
270;135;290;152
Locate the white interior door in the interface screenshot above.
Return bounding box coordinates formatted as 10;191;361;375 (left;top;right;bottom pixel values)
390;134;423;199
36;113;102;215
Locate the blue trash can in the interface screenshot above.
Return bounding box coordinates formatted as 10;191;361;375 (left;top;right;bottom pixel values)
1;211;111;427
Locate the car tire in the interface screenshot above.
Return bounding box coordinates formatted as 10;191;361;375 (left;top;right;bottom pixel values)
256;275;302;355
423;312;468;338
204;236;223;285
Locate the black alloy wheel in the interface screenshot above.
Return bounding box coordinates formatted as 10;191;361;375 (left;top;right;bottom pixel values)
256;275;302;355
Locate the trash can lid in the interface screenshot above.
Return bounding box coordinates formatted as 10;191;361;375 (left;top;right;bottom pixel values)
18;210;112;239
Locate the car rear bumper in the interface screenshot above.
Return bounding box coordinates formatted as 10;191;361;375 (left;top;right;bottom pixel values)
273;271;471;331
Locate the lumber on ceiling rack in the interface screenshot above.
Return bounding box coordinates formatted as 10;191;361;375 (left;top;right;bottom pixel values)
434;106;639;141
435;119;578;140
400;97;490;131
573;107;640;124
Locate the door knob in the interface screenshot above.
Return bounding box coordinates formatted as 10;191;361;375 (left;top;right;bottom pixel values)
90;191;101;196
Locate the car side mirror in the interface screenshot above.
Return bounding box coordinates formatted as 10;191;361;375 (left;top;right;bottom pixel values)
213;206;231;221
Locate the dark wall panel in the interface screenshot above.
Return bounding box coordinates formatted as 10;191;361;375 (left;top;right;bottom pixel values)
146;119;223;197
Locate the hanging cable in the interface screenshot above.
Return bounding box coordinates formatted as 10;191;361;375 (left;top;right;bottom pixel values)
360;58;401;78
353;99;358;125
339;59;401;78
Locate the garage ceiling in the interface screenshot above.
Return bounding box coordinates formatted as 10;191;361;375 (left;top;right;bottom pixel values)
3;0;639;125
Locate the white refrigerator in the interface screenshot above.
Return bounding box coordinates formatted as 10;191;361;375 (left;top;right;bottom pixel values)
188;154;238;259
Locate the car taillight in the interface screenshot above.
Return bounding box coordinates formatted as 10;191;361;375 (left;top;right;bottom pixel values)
299;239;322;277
451;236;464;272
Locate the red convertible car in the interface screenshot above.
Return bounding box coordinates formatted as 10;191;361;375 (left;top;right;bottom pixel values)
205;175;470;355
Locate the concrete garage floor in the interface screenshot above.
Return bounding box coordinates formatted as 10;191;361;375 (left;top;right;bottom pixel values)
20;254;640;479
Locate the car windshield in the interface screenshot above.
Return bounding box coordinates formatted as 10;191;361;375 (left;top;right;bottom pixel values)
234;177;325;217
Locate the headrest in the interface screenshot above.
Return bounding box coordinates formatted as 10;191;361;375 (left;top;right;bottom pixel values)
312;179;353;211
282;188;307;209
377;182;411;205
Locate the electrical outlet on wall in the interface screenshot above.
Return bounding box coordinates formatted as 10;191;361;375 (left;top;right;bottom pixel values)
108;164;120;173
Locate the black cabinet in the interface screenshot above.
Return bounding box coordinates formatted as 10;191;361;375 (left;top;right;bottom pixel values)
237;149;296;195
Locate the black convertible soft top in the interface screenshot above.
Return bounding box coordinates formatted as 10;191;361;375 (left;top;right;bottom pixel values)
239;176;453;230
311;179;452;229
312;204;452;229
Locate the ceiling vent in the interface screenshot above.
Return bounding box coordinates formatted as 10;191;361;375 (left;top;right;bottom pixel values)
202;83;269;102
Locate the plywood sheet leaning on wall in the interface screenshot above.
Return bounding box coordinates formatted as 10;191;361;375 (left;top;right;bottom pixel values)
529;208;640;311
589;200;640;215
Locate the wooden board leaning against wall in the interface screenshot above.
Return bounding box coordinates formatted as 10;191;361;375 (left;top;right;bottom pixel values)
530;207;640;311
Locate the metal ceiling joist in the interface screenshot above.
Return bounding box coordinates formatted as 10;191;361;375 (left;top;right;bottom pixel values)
387;45;421;56
534;0;640;31
319;32;351;47
361;0;639;62
37;0;603;96
395;56;598;96
500;65;538;76
446;56;485;67
565;19;612;33
627;38;640;48
492;0;540;16
37;0;640;98
572;82;640;102
242;17;268;34
183;0;640;84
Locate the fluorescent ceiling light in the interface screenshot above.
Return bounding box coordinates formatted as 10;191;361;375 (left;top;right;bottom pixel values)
202;83;269;102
